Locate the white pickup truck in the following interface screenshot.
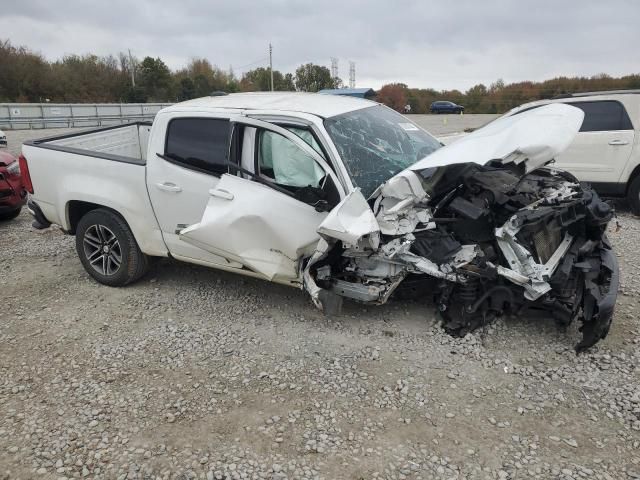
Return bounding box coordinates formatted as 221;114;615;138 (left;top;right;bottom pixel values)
21;93;618;351
505;90;640;213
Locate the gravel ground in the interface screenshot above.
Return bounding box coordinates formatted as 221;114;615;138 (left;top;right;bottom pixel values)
1;121;640;480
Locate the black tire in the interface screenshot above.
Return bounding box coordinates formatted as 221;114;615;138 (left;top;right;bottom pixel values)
627;176;640;215
0;206;21;221
75;208;150;286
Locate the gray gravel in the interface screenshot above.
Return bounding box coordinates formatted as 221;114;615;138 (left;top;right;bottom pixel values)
1;120;639;479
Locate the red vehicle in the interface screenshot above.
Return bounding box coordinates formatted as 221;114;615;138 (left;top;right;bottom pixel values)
0;151;27;220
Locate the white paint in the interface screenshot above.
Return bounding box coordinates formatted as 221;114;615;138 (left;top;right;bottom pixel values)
504;92;640;188
170;92;376;119
180;174;327;282
316;189;380;249
408;103;584;174
22;93;590;311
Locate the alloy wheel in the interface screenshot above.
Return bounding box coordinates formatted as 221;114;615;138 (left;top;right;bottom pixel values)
82;224;122;276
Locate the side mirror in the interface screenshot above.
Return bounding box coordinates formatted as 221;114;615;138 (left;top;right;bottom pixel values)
314;200;330;213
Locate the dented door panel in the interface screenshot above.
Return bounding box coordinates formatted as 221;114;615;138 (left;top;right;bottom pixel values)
186;104;618;352
180;174;327;282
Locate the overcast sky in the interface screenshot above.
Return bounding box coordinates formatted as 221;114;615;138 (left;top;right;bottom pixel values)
1;0;638;91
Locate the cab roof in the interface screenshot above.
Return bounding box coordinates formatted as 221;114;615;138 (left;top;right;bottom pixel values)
164;92;378;118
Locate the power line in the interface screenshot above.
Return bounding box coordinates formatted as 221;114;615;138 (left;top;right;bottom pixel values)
234;56;270;72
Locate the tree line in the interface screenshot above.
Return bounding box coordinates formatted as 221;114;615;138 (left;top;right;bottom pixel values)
2;39;639;113
378;74;640;114
0;39;340;103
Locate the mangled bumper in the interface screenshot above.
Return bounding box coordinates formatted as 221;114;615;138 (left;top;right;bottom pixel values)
576;238;619;353
303;165;618;352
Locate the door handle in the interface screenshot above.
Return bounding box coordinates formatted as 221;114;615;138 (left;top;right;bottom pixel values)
609;139;629;146
156;182;182;192
209;188;234;200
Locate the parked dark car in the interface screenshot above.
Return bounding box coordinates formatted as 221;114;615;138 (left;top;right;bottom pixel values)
0;151;27;220
430;101;464;114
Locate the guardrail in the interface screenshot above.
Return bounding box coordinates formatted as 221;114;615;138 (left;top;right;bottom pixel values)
0;103;173;130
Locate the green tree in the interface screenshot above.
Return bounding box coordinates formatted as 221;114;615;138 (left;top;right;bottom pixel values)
294;63;337;92
138;56;172;101
240;67;295;91
464;84;487;113
173;58;236;97
177;77;196;101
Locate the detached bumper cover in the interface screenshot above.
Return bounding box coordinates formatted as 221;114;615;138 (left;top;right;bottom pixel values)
576;239;619;353
27;199;52;229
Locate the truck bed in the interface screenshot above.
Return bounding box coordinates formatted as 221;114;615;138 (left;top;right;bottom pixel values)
23;122;152;165
21;121;167;256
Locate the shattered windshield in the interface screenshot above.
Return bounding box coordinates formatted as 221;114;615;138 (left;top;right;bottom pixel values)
324;105;441;197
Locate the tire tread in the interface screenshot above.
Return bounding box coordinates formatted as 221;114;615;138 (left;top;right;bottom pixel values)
627;176;640;215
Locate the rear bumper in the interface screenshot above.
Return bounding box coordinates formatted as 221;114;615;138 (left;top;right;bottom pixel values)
0;203;22;214
0;184;27;211
27;199;52;229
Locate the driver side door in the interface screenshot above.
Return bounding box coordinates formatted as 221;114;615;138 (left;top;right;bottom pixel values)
179;118;345;284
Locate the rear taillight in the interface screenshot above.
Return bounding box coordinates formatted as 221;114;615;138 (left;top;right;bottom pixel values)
18;154;34;194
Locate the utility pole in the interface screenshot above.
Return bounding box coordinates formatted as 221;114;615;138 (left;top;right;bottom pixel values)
269;43;274;92
128;49;136;87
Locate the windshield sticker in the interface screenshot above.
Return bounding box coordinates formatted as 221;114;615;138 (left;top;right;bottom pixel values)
398;122;419;131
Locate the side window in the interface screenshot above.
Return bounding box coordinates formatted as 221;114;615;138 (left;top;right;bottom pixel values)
567;101;633;132
165;118;230;174
257;130;325;189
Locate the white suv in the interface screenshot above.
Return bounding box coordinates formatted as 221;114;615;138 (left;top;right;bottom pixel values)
505;90;640;213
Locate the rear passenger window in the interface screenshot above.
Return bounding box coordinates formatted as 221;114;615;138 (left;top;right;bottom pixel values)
567;101;633;132
165;118;230;174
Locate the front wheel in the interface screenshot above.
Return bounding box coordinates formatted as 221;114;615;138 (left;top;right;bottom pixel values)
75;208;150;286
627;176;640;215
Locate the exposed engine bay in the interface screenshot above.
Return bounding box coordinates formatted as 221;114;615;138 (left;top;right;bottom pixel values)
303;162;618;353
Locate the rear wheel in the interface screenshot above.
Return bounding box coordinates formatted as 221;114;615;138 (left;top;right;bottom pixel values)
0;206;21;221
627;176;640;215
75;208;150;286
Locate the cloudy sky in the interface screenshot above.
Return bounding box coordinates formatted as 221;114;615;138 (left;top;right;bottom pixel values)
1;0;638;91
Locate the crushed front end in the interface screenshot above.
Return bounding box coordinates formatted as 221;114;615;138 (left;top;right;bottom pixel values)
304;163;618;352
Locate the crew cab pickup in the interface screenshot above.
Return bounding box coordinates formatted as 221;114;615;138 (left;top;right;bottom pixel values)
22;93;618;351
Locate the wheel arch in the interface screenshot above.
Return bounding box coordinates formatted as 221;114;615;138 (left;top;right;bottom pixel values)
66;201;123;235
64;199;168;257
625;165;640;196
